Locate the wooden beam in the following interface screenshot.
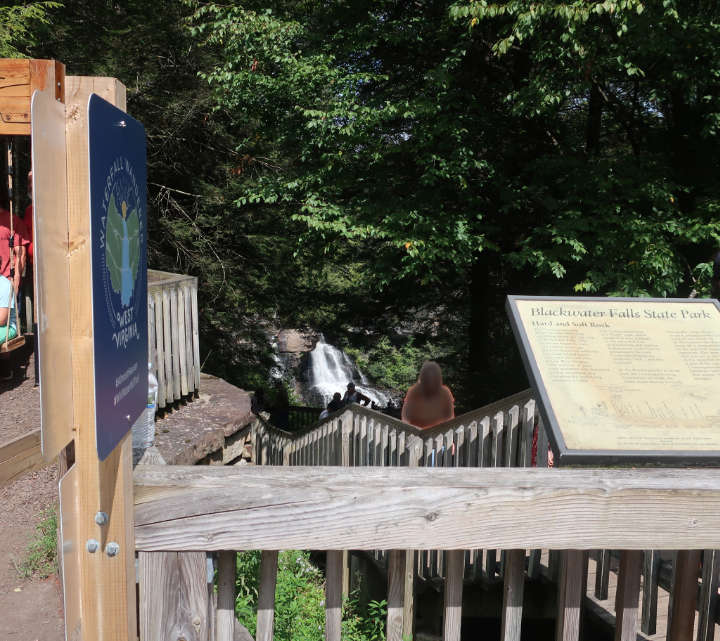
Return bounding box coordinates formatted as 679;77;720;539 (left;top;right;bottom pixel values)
614;550;642;641
386;550;405;641
256;550;278;641
0;59;65;134
64;75;135;641
134;466;720;552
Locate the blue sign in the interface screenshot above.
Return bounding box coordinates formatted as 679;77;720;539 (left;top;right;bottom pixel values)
88;95;148;460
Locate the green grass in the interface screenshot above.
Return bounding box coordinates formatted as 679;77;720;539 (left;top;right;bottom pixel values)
17;506;58;579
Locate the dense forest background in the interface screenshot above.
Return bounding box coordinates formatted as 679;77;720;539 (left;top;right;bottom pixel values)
3;0;720;408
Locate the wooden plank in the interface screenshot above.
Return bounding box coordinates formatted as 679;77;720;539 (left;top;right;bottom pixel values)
177;285;188;396
139;551;209;641
556;550;584;641
216;551;236;641
190;282;200;390
697;549;720;641
162;287;173;402
65;75;136;641
668;550;702;641
0;429;44;486
387;550;405;641
640;550;660;635
500;549;525;641
134;467;720;552
614;550;642;641
443;549;464;641
325;550;343;641
519;400;535;467
256;550;278;641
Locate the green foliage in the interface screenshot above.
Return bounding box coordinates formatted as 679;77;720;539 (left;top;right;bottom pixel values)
233;550;389;641
17;507;58;579
346;337;443;392
0;1;61;57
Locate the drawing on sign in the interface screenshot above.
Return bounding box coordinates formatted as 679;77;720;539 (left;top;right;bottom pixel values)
100;158;143;348
507;296;720;465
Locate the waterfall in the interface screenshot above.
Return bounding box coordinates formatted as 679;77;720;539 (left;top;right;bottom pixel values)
307;337;389;408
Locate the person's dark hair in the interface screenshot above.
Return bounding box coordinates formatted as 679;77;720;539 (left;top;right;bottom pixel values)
347;382;355;390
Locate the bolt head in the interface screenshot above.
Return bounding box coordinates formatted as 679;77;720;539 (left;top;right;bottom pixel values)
94;511;109;526
105;542;120;557
86;539;99;554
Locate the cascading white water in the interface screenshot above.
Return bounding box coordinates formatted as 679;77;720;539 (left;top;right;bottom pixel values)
308;336;389;408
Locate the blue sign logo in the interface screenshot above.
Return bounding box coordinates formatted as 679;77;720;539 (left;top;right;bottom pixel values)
89;95;148;461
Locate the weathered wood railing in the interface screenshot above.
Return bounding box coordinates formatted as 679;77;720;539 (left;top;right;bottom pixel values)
147;269;200;410
134;465;720;641
236;391;720;639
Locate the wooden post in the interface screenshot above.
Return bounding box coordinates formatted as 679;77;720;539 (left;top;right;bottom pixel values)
443;549;464;641
139;551;210;641
64;75;136;641
500;549;525;641
556;550;583;641
216;551;237;641
614;550;642;641
668;550;701;641
402;437;421;640
325;550;343;641
256;550;278;641
387;550;405;641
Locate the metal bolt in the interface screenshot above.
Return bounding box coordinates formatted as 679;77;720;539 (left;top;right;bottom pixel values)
94;511;109;526
86;539;99;554
105;542;120;557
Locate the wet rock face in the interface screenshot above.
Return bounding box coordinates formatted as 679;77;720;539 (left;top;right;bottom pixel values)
276;329;317;355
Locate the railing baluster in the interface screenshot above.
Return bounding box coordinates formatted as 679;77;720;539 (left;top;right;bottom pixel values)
640;550;660;635
697;549;720;641
256;550;278;641
614;550;642;641
443;550;464;641
325;551;343;641
556;550;583;641
389;427;397;467
668;550;702;641
501;549;526;641
216;551;236;641
387;550;405;641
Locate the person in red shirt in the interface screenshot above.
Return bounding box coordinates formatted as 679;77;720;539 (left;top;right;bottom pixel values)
401;361;455;429
0;197;29;296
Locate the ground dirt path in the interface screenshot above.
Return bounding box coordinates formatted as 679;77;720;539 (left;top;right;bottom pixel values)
1;352;65;641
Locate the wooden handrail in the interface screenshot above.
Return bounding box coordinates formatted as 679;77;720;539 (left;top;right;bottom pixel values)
134;466;720;552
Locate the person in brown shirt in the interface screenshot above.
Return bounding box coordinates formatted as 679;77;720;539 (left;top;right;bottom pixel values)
401;361;455;429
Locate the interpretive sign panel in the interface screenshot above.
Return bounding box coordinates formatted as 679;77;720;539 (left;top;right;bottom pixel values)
88;94;147;460
507;296;720;465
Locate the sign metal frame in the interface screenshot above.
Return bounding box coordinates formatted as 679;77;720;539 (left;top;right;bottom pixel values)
507;295;720;466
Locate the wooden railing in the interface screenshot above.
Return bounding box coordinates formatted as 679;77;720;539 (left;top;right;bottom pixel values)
147;269;200;410
134;465;720;641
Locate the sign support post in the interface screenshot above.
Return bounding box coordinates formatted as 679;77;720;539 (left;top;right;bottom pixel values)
63;75;136;641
